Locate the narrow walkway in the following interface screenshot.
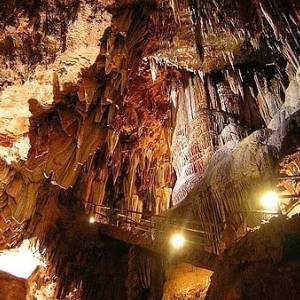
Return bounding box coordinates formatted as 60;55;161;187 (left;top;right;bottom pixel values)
86;204;217;270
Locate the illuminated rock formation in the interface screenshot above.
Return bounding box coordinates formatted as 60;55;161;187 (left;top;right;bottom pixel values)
0;0;299;299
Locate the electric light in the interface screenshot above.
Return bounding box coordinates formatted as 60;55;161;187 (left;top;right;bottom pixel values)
89;216;96;223
170;233;185;249
261;191;279;211
0;240;42;279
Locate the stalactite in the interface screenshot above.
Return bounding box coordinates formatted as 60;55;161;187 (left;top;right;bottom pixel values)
14;1;172;229
254;71;284;125
149;58;158;82
216;82;241;116
172;73;220;204
256;0;300;72
206;74;219;110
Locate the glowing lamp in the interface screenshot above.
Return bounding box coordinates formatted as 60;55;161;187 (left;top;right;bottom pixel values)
170;233;185;249
261;191;279;211
89;216;96;224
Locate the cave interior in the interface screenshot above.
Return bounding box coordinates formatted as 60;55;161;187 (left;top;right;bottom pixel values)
0;0;300;299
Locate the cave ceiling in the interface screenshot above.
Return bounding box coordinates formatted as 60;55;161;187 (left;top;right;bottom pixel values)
0;0;299;299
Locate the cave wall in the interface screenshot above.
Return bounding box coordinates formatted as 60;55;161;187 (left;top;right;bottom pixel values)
0;271;27;300
206;215;300;300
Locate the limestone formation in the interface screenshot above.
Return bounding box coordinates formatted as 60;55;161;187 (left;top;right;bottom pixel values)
0;0;299;299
